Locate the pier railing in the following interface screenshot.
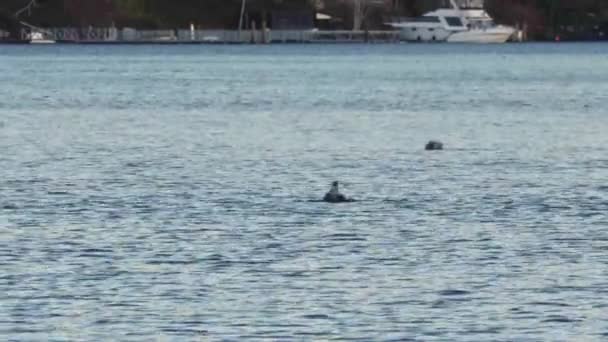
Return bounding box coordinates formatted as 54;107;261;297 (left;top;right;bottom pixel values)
20;27;400;44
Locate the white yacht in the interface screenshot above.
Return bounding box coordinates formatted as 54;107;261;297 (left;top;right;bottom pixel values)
388;0;515;43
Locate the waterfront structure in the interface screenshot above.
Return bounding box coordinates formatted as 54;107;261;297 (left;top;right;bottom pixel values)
1;0;607;42
388;0;515;43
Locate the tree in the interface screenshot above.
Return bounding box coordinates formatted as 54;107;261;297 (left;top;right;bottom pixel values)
351;0;384;30
0;7;21;38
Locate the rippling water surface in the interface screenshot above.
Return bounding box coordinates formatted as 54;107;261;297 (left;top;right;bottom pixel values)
1;43;608;341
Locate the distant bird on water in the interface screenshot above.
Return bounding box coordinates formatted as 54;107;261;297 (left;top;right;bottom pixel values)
425;140;444;151
323;181;354;203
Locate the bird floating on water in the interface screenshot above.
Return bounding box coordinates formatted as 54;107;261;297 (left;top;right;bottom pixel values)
323;181;354;203
425;140;444;151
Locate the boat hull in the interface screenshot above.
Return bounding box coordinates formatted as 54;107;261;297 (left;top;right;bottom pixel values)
398;27;453;42
30;40;56;44
398;25;515;43
447;27;515;43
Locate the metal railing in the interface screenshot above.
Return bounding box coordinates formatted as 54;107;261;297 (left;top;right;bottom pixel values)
18;28;400;43
21;27;118;41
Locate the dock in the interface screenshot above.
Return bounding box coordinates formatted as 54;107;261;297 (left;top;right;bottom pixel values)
5;28;401;44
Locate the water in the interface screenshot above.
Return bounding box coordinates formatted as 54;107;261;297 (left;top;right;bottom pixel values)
1;43;608;341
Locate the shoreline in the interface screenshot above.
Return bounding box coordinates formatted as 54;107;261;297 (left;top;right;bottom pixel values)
1;40;605;45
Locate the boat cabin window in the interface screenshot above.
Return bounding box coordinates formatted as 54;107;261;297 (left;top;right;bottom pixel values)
468;18;491;29
445;17;464;27
414;16;441;23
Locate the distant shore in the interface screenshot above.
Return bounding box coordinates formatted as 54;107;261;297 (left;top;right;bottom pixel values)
2;40;601;45
2;29;404;45
2;28;606;45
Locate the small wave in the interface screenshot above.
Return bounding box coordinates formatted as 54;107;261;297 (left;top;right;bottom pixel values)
431;299;448;308
549;238;588;242
125;161;149;168
5;328;50;334
106;302;139;308
323;233;366;241
439;289;471;296
204;253;224;261
81;248;113;254
160;328;207;335
283;271;308;278
445;239;472;243
576;211;604;218
301;314;331;320
294;331;332;337
527;301;571;307
542;316;579;323
77;253;114;259
372;300;419;306
382;198;408;203
47;191;71;196
145;259;199;265
538;204;572;212
382;198;418;208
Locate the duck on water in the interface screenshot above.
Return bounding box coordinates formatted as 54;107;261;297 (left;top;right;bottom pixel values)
323;181;355;203
425;140;444;151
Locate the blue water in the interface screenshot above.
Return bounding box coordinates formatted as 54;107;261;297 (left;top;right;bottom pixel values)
1;43;608;341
